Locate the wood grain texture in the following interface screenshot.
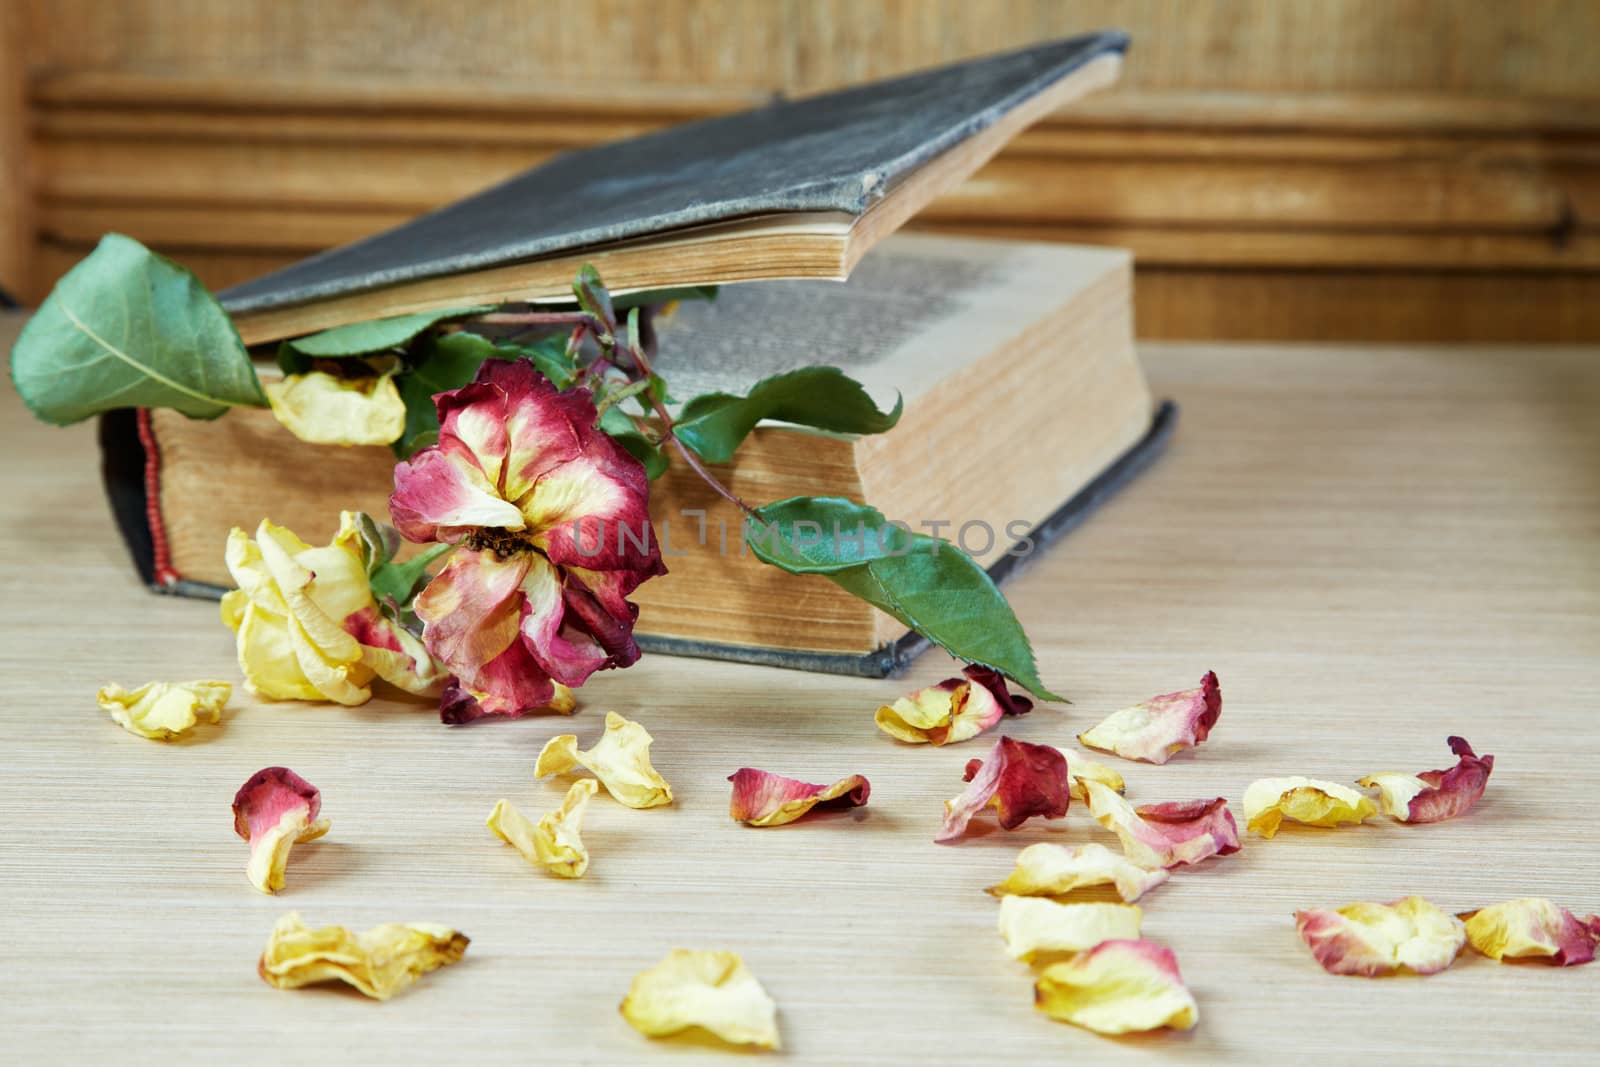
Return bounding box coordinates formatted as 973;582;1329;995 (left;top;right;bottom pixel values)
2;311;1596;1064
13;0;1600;338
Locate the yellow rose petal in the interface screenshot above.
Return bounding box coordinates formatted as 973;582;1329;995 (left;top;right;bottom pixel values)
265;370;407;447
987;842;1170;903
535;711;673;808
1296;896;1466;976
486;779;599;879
620;949;779;1049
96;679;229;740
998;897;1144;961
1244;776;1378;837
1461;898;1600;965
1034;940;1198;1035
1064;748;1126;802
258;912;468;1000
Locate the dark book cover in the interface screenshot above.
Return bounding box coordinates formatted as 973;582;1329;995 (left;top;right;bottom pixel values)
217;31;1127;317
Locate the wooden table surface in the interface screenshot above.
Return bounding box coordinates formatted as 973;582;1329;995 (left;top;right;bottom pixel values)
3;313;1597;1065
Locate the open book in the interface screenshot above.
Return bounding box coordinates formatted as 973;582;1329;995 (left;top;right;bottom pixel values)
217;32;1127;344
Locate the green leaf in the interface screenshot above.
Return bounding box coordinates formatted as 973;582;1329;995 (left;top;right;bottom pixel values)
598;405;669;480
370;542;453;605
287;305;494;357
745;496;1061;700
275;341;312;376
9;233;266;425
675;367;902;464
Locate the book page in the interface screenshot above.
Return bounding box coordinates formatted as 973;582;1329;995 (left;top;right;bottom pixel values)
653;232;1127;409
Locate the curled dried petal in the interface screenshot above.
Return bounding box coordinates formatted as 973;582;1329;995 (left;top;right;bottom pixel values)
1077;671;1221;765
1244;777;1378;838
998;898;1144;961
1358;736;1494;823
1063;748;1125;801
1460;898;1600;966
97;679;229;740
265;371;407;447
232;767;329;894
1295;896;1466;976
987;842;1171;903
535;711;672;808
1082;779;1240;869
442;680;576;725
258;912;468;1000
874;665;1031;746
727;768;870;827
620;949;780;1049
1033;940;1198;1035
936;736;1071;844
487;779;599;878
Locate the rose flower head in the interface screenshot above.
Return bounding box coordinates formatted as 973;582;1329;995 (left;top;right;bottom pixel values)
390;360;666;720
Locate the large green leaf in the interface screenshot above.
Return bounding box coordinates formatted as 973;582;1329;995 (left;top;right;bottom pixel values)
9;233;266;425
287;305;495;356
675;367;901;464
745;496;1061;701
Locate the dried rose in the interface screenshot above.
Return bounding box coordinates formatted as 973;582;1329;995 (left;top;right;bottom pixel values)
258;912;468;1000
1081;779;1240;869
1033;940;1198;1035
389;360;666;720
1077;670;1220;764
728;768;870;827
986;842;1170;903
620;949;780;1049
486;779;598;878
1295;896;1466;976
1244;777;1378;838
874;664;1032;745
1358;736;1493;823
232;767;330;894
1460;898;1600;966
265;370;407;446
535;711;673;809
935;736;1072;843
998;897;1144;961
221;513;443;705
97;679;229;740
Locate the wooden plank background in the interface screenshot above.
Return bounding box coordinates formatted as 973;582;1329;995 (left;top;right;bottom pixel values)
3;307;1597;1062
2;0;1598;340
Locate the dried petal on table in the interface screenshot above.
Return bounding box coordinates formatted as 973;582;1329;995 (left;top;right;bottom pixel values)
97;679;229;740
1358;736;1494;823
1460;898;1600;966
620;949;780;1049
535;711;673;808
986;842;1171;903
1295;896;1466;976
258;912;468;1000
1243;776;1378;838
1077;671;1221;764
1082;779;1240;869
727;768;870;827
1033;940;1199;1035
935;736;1071;843
232;766;330;894
874;664;1032;745
487;779;599;878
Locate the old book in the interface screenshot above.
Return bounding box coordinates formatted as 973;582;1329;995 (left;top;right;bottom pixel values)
103;233;1170;675
217;32;1126;344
